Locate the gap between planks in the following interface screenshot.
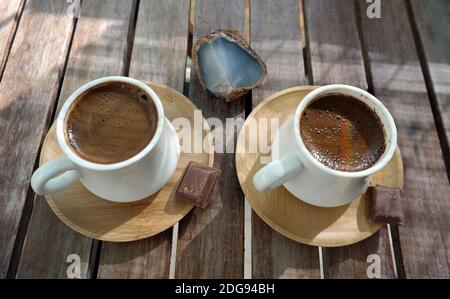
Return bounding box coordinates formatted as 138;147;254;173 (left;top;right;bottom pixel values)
387;224;398;278
169;0;253;278
299;0;324;278
86;0;142;279
354;0;400;278
169;223;179;279
243;0;323;279
244;199;252;278
168;0;195;279
0;0;26;82
6;8;80;279
404;0;450;182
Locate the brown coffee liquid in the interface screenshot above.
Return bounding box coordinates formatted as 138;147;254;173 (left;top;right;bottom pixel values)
65;82;158;164
300;94;385;172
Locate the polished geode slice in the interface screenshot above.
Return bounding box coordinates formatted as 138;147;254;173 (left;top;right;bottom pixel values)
192;29;268;101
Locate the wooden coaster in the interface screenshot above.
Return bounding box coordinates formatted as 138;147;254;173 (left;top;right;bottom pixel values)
236;86;404;247
40;81;213;242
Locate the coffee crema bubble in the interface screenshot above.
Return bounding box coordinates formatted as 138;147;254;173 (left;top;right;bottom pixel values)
300;94;386;172
65;82;158;164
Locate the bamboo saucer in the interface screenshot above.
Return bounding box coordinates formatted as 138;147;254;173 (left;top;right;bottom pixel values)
40;81;213;242
236;86;404;247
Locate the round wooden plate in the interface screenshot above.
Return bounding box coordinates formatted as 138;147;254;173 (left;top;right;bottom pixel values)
40;81;213;242
236;86;404;247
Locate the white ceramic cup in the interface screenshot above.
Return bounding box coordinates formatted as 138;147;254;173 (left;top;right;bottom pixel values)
31;76;180;202
253;84;397;207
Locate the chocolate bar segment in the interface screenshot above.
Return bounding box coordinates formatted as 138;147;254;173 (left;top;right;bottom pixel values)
367;186;403;225
176;162;221;209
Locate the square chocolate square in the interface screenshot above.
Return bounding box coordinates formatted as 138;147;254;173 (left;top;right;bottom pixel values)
367;186;403;225
176;162;221;209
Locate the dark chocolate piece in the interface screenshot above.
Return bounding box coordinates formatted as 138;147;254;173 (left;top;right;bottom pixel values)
367;186;403;225
176;162;221;209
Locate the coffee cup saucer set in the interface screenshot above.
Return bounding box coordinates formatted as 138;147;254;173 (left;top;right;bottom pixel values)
31;76;403;246
31;77;214;242
236;85;403;247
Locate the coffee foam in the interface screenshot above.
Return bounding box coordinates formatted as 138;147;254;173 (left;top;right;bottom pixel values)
300;94;385;172
65;82;158;164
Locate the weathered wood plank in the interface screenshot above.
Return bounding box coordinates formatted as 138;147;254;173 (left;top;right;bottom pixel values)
0;0;76;278
98;233;173;279
16;0;137;278
304;0;394;278
410;1;450;165
175;0;245;278
359;0;450;278
0;0;25;79
128;0;190;92
249;0;320;278
324;227;394;278
16;199;92;278
252;215;321;278
97;0;190;278
251;0;306;103
305;0;367;89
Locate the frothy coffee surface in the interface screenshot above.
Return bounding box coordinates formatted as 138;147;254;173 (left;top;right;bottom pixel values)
65;82;158;164
300;94;385;172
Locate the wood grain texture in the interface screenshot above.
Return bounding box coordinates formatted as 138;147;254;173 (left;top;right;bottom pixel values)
0;0;75;278
323;227;394;278
0;0;25;79
252;215;319;278
129;0;191;92
236;86;403;245
97;0;190;278
304;0;394;278
410;1;450;161
99;233;173;279
175;0;245;278
250;0;306;103
359;0;450;278
249;0;319;278
15;0;136;279
305;0;367;89
16;198;92;278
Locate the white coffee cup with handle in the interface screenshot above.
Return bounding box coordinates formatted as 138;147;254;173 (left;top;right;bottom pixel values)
31;76;180;202
253;84;397;207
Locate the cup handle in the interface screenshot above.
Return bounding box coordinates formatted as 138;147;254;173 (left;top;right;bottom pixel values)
253;154;304;192
31;157;80;195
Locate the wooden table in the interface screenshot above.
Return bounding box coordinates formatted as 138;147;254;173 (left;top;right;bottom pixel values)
0;0;449;279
